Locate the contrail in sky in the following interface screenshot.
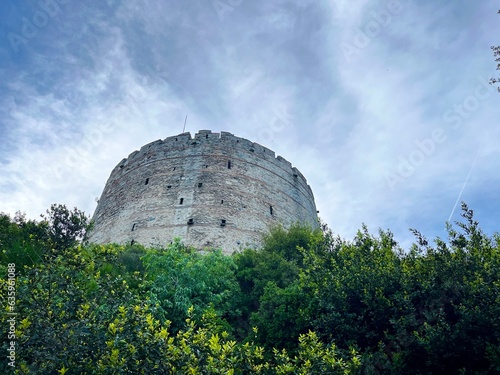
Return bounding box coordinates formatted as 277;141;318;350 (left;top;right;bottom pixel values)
447;150;480;223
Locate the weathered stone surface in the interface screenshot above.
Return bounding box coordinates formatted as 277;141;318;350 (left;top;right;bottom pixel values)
87;130;319;253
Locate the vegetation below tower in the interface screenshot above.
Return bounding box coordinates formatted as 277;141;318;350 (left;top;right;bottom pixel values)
1;203;499;374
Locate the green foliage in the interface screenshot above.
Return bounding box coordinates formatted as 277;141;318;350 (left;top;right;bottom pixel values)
301;225;404;350
0;243;141;373
0;237;359;374
233;248;300;337
273;331;361;375
260;224;323;266
42;204;90;251
141;239;242;334
0;205;90;274
298;204;500;374
388;204;500;374
251;281;311;352
1;202;499;374
232;224;321;343
0;212;48;272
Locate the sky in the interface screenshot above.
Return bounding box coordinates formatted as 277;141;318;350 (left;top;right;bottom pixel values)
1;0;499;250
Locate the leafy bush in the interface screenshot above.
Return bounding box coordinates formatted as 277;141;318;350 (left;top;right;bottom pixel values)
1;203;499;374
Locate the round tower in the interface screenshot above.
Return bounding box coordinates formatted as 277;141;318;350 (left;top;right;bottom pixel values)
87;130;319;253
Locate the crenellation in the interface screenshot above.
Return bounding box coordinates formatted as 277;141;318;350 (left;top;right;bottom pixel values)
111;158;128;176
149;139;163;148
87;130;319;253
233;137;253;151
254;143;275;158
292;167;306;182
129;150;139;159
276;155;291;168
195;130;220;140
220;131;234;138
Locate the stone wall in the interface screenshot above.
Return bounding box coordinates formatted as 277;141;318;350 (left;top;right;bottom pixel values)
87;130;319;253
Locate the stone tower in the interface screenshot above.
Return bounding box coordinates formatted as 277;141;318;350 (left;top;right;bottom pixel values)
87;130;318;253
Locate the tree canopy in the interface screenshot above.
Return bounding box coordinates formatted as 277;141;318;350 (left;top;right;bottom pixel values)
1;203;499;374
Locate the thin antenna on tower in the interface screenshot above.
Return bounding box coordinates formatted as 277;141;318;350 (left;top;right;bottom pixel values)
182;115;187;133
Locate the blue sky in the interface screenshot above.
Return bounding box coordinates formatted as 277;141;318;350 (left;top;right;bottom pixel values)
1;0;499;249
